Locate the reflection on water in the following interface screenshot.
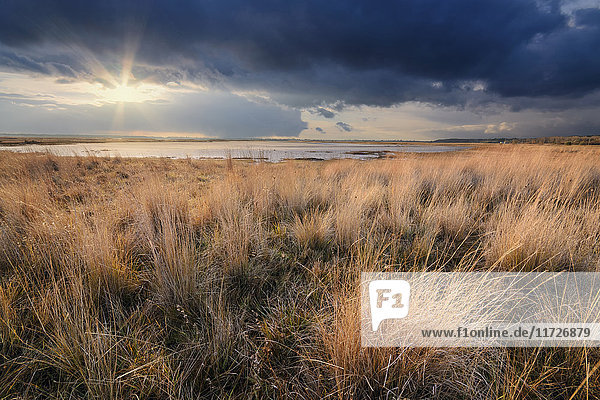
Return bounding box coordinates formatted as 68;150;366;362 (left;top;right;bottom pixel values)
0;140;465;162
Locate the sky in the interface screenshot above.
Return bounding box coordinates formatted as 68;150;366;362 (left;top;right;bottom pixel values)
1;0;600;140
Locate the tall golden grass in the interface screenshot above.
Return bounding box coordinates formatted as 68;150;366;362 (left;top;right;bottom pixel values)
0;145;599;398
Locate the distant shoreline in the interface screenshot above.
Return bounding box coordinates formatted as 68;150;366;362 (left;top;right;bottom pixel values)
0;139;467;162
1;134;599;147
0;135;474;147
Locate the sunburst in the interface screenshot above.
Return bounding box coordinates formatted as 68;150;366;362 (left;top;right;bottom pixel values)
101;82;161;104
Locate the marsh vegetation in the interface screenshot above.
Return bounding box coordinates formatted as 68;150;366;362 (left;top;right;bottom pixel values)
0;145;599;398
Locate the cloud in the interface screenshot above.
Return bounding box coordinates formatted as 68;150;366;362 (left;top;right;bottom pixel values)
314;107;335;118
486;12;600;97
484;122;516;135
575;7;600;27
2;1;600;139
315;127;325;133
336;122;352;132
0;0;597;111
0;89;307;138
422;106;600;140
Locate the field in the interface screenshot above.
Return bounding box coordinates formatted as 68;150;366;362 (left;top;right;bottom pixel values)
0;145;599;399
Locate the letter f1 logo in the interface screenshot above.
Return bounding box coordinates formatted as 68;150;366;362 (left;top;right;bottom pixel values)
369;280;410;331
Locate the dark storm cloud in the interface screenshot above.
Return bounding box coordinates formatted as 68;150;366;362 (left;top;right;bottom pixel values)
487;12;600;97
1;0;599;110
574;7;600;26
311;107;335;118
336;122;352;132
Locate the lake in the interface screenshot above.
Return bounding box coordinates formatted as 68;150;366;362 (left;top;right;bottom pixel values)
0;140;465;162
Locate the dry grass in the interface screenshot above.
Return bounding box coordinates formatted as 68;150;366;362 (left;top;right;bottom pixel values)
0;145;599;398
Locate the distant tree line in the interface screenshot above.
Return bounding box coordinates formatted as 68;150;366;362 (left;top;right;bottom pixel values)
433;135;600;145
510;135;600;145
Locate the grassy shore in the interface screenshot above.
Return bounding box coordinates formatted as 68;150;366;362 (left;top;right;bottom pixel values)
0;145;599;399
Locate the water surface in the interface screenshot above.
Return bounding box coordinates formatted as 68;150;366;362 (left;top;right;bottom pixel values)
0;140;464;162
